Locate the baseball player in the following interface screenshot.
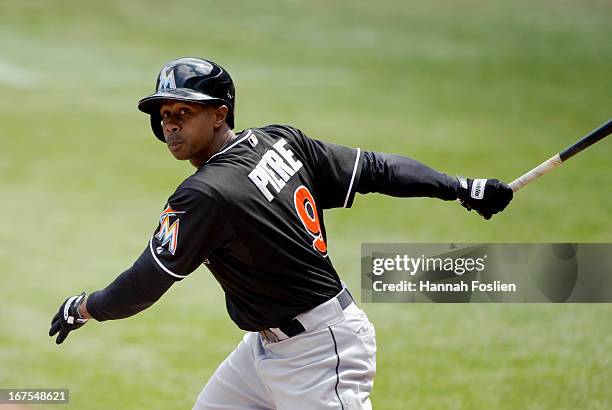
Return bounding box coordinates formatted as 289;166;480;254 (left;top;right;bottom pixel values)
49;57;513;409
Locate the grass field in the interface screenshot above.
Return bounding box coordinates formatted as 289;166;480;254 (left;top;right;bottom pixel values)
1;1;611;409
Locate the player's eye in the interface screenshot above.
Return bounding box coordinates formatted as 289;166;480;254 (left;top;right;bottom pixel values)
161;111;170;119
179;108;190;115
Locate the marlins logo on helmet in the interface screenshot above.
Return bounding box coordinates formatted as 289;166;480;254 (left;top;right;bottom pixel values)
158;68;176;90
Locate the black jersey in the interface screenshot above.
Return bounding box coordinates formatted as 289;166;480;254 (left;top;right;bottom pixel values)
86;125;460;326
145;125;364;330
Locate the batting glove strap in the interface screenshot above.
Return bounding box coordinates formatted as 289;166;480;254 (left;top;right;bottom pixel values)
67;293;89;324
456;176;513;220
49;292;88;345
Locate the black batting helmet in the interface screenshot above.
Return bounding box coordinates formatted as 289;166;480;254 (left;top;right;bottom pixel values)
138;57;236;142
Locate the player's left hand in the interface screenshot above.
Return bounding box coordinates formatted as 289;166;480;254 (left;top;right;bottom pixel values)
456;176;513;220
49;292;89;344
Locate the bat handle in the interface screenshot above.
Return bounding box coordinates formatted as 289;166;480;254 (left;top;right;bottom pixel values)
509;154;563;192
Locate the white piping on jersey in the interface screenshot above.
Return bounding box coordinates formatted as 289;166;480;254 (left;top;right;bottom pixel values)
150;130;253;278
205;129;253;164
343;148;361;208
149;237;188;279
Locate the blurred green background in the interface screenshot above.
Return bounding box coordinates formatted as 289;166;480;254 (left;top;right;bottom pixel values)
1;0;611;409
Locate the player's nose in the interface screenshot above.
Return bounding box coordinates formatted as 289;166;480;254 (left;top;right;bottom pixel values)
163;120;180;134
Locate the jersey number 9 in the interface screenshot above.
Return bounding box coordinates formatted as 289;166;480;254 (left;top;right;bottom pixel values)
293;185;327;256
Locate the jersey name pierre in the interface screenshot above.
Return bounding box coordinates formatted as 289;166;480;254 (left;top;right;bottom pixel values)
248;139;303;201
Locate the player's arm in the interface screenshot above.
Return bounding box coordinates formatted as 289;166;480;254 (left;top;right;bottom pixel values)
49;188;234;344
72;253;174;320
48;253;175;344
357;151;513;219
85;251;176;320
77;260;168;320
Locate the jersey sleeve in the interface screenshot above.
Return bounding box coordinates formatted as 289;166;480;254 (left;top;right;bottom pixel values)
357;151;460;200
146;188;234;280
86;248;176;321
263;125;364;209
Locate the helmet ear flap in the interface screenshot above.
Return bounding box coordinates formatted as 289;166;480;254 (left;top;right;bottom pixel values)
150;113;166;142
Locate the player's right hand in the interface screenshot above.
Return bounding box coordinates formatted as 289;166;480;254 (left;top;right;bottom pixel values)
456;176;513;220
49;292;89;345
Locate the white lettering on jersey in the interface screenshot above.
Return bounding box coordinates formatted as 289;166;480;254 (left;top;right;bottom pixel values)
263;150;294;182
248;165;275;201
260;159;284;192
273;139;303;172
248;138;304;202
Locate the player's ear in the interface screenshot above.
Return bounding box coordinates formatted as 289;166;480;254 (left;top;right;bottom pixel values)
213;105;229;128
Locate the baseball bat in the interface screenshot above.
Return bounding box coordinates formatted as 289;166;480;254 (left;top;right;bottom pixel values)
509;119;612;192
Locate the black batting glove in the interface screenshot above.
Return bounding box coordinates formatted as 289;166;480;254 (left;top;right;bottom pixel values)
456;176;513;220
49;292;89;345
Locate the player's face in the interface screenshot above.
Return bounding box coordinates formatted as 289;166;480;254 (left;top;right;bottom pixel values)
159;100;224;166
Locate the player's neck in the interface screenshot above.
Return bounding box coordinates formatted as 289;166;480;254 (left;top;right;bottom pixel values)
189;128;236;168
218;129;237;150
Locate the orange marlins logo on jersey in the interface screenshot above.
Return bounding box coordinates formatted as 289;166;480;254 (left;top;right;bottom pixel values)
155;205;185;255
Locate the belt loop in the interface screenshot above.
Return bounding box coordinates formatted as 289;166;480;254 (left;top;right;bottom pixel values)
260;329;279;343
267;286;356;341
